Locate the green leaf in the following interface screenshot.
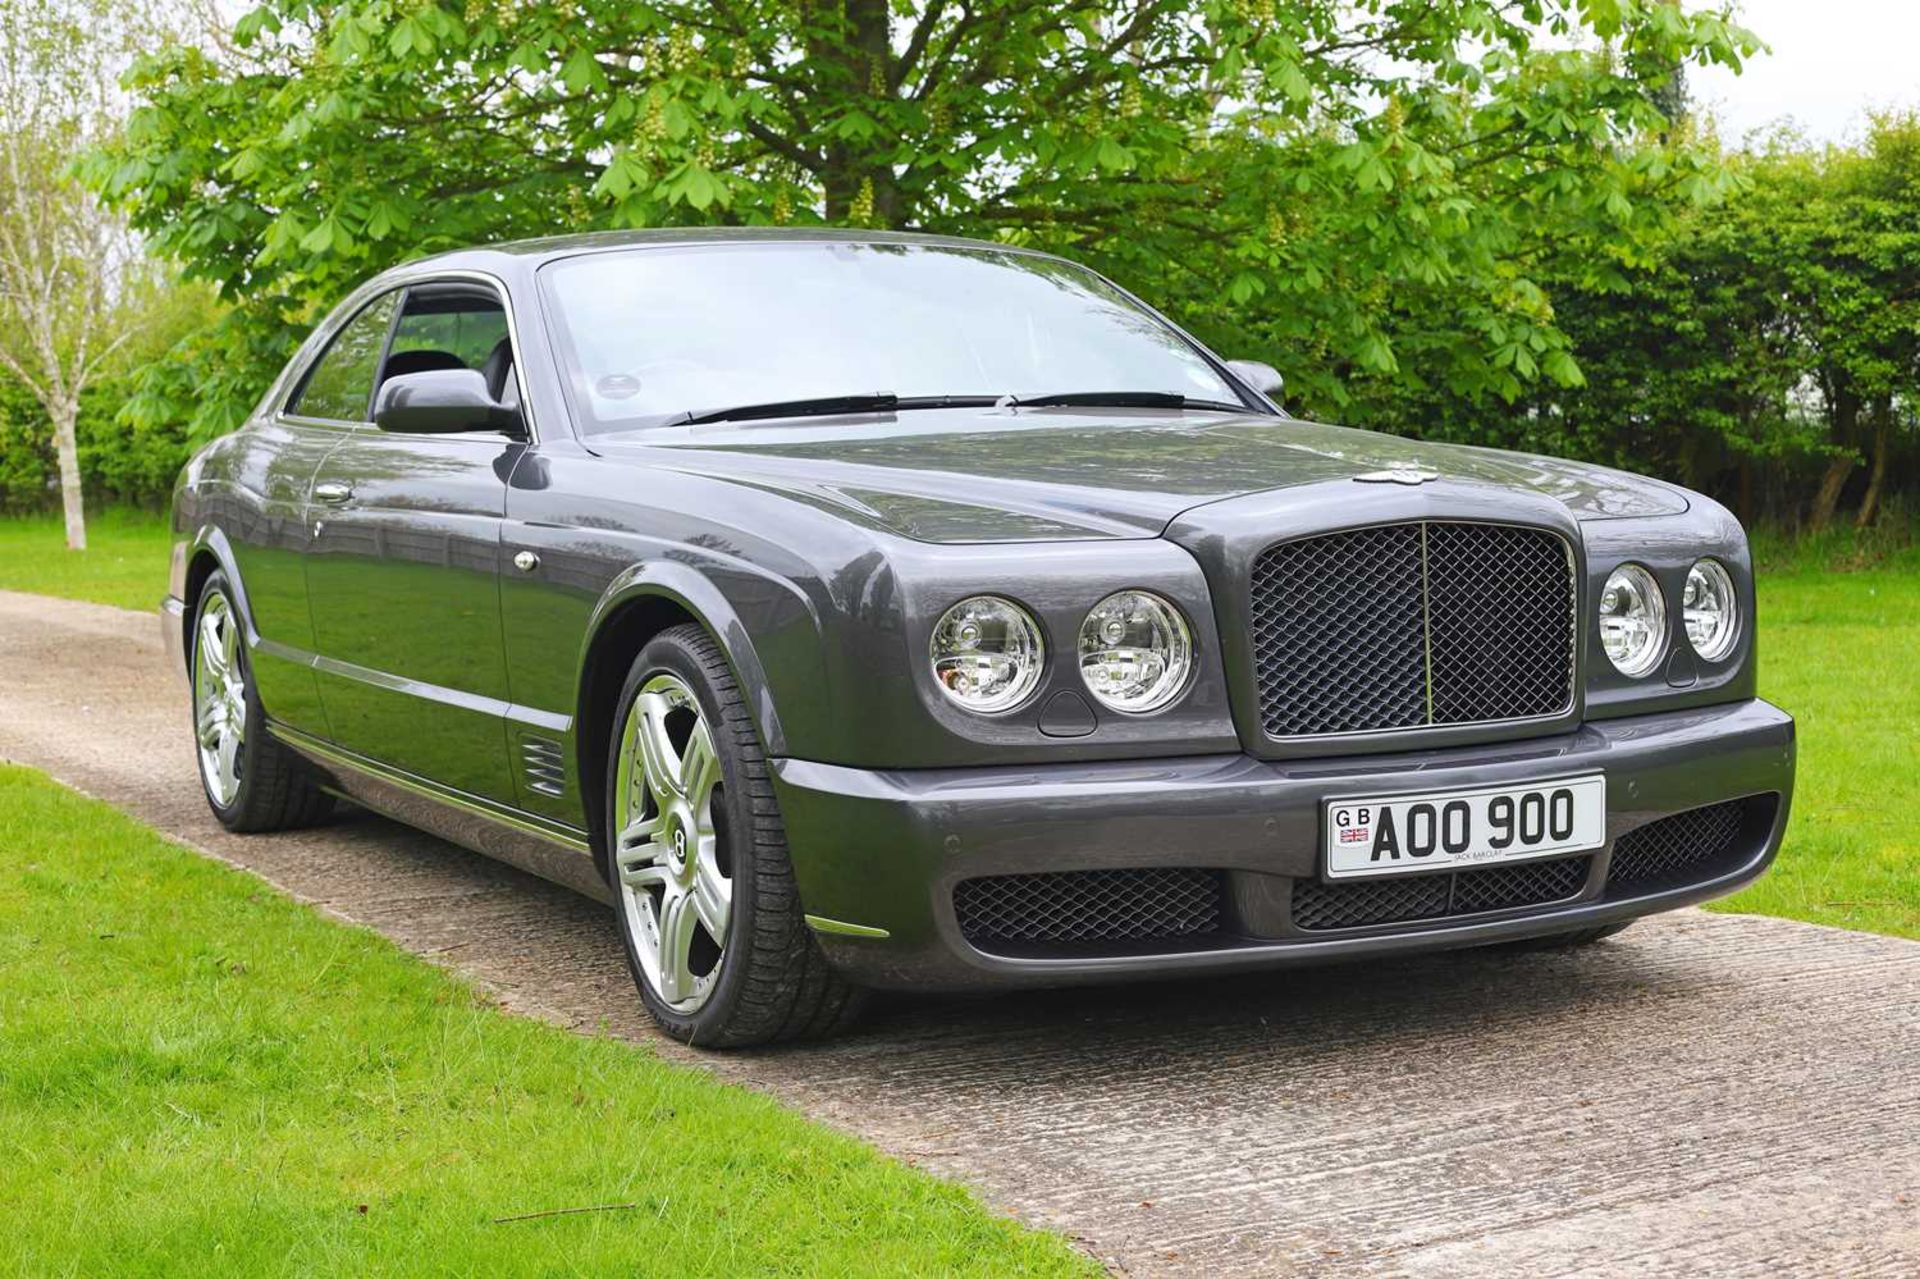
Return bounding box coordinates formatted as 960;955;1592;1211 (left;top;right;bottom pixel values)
390;16;433;60
299;214;351;255
1095;137;1134;172
561;46;605;92
234;5;280;45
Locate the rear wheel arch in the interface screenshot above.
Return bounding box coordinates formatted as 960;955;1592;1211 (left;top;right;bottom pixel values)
179;530;249;675
182;551;221;667
188;567;333;832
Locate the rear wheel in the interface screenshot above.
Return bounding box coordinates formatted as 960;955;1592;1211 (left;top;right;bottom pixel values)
605;624;862;1047
191;572;333;832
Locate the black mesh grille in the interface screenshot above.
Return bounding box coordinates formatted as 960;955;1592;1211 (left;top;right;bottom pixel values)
1608;800;1749;893
1251;523;1427;736
1451;855;1591;914
1251;522;1574;737
1292;856;1591;931
1291;872;1450;931
1425;523;1577;724
954;868;1223;948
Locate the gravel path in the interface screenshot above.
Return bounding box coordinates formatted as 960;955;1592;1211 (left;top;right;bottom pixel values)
2;587;1914;1276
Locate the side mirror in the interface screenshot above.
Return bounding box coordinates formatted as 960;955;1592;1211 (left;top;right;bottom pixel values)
373;369;523;436
1226;359;1285;400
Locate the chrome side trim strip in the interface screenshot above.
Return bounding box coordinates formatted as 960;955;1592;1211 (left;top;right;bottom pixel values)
310;653;516;719
304;653;572;734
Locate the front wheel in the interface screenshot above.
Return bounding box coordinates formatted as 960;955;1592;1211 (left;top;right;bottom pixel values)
604;624;863;1047
191;572;333;832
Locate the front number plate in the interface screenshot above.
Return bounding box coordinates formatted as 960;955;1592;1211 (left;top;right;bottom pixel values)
1323;776;1606;879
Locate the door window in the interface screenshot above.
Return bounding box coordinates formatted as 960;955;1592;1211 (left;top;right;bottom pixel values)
377;284;515;405
289;290;400;422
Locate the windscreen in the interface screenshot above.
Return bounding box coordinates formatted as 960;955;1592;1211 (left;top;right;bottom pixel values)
538;242;1240;432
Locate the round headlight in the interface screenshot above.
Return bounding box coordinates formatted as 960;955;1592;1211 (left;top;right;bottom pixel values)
930;596;1045;713
1683;558;1739;662
1599;564;1667;677
1078;591;1193;713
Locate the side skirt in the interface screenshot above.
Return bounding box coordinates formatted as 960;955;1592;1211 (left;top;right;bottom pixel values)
269;722;613;906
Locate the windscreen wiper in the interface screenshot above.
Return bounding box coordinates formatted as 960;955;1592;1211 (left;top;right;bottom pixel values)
676;393;1000;426
1002;390;1248;412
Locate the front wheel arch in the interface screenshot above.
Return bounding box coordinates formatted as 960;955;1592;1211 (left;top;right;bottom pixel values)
574;574;786;878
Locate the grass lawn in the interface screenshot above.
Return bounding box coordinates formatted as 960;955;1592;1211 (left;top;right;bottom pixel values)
0;507;173;612
0;766;1095;1278
1714;544;1919;939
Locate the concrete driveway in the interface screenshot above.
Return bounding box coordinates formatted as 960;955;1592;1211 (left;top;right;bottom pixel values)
2;588;1914;1276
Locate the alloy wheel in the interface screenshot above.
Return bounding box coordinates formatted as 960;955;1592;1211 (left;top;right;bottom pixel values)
613;673;732;1013
193;592;248;807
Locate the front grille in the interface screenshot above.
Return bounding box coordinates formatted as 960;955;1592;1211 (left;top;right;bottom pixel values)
1451;856;1591;913
1251;521;1575;737
1292;855;1591;931
1608;800;1751;893
954;868;1223;948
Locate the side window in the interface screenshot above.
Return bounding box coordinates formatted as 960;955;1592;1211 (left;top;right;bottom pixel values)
376;285;514;405
388;294;509;369
289;291;400;422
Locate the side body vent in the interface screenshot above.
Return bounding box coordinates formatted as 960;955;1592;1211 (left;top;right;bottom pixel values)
519;735;568;798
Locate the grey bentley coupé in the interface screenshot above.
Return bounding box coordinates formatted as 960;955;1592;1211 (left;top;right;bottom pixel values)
163;230;1796;1045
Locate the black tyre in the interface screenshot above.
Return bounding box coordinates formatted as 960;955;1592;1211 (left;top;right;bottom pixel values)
190;572;334;833
603;624;864;1047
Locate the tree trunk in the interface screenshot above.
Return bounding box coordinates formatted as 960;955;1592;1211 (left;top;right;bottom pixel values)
51;397;86;551
1807;456;1854;533
1809;380;1860;533
1854;410;1891;530
816;0;902;227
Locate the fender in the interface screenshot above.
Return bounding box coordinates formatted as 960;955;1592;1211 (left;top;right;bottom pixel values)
575;557;794;758
176;519;335;736
174;523;253;664
180;521;314;675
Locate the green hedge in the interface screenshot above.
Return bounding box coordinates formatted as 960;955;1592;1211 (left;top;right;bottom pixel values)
0;370;190;514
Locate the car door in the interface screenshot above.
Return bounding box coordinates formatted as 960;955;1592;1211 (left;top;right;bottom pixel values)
303;278;523;804
225;288;403;736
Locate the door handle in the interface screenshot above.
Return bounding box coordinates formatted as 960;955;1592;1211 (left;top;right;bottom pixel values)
313;481;354;505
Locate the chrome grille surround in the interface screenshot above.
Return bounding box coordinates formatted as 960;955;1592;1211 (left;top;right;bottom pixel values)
1250;521;1577;739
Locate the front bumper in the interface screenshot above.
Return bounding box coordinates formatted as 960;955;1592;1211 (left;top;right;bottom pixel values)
774;698;1795;990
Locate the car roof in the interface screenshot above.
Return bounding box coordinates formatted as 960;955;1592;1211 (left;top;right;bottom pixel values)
402;226;1038;274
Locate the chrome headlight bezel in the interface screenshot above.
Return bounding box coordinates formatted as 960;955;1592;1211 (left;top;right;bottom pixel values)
1682;558;1740;663
1076;590;1194;714
928;594;1047;715
1598;563;1668;678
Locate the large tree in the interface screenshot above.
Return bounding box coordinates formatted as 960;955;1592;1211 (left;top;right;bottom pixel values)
1758;118;1920;529
1366;112;1920;528
96;1;1757;439
0;0;158;549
